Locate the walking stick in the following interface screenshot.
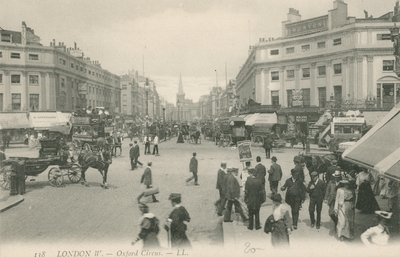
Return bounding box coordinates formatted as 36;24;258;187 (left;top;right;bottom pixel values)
167;225;172;248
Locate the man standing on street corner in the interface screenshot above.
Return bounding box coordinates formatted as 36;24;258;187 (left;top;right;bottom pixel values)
224;168;247;223
130;141;142;170
186;152;199;185
254;156;267;202
263;136;273;159
268;156;282;195
307;171;326;229
245;168;263;230
215;162;228;216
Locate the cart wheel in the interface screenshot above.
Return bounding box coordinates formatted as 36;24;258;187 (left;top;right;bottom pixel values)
48;167;63;187
0;166;12;190
83;143;92;152
68;164;82;183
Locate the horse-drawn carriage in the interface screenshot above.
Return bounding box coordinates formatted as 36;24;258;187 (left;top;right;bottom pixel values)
0;138;81;189
71;113;114;153
215;116;246;147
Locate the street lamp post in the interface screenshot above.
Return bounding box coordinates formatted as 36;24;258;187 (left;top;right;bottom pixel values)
162;107;166;123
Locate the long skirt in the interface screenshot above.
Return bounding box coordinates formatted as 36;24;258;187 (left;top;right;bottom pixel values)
337;202;355;239
143;232;160;249
171;231;191;248
356;182;380;214
271;220;289;247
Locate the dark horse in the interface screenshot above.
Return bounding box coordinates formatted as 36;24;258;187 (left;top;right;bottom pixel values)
78;147;112;189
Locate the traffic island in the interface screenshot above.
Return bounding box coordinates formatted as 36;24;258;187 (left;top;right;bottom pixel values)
0;194;24;212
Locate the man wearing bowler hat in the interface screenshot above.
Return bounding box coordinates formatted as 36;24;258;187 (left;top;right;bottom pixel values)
268;156;282;194
307;171;326;229
165;193;191;248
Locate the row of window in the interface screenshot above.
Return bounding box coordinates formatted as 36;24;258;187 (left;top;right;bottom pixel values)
269;38;342;56
0;51;40;60
58;57;112;81
268;33;391;57
0;74;41;85
269;60;394;81
269;86;342;108
0;93;39;111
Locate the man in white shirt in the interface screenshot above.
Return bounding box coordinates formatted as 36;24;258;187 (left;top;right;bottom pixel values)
152;135;159;156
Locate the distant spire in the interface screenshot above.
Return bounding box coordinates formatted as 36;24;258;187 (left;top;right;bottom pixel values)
178;73;184;95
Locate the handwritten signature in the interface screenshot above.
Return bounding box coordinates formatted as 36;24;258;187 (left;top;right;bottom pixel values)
243;242;263;254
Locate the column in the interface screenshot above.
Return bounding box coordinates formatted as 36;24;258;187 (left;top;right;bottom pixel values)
40;72;47;110
367;56;374;97
349;57;356;101
310;62;317;106
295;65;301;90
356;56;364;100
280;66;286;107
256;68;263;104
342;57;349;101
50;73;57;111
21;71;29;111
4;71;11;111
264;68;270;105
326;60;333;102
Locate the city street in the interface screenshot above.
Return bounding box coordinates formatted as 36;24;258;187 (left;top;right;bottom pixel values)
0;138;334;244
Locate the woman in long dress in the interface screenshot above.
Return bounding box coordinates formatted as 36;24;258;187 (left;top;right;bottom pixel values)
356;169;380;214
132;203;160;249
269;194;292;247
334;180;355;241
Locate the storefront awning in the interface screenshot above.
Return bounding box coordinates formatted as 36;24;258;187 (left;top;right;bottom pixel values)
245;113;277;126
0;113;31;130
342;105;400;181
29;112;71;134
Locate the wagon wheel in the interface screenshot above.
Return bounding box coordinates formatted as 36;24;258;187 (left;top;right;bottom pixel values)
67;163;82;183
83;143;92;152
48;167;64;187
0;166;12;190
253;135;264;147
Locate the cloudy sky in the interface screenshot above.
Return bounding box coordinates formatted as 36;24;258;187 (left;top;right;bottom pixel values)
0;0;393;102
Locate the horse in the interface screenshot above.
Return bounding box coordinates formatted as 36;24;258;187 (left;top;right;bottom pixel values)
78;146;112;189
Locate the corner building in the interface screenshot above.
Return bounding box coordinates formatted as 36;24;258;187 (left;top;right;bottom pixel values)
0;22;121;113
236;0;400;110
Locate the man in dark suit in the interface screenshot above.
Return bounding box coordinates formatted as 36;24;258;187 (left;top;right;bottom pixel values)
186;152;199;185
215;162;227;216
224;168;247;222
281;169;306;229
268;156;282;194
137;162;158;203
263;136;273;159
245;168;264;230
130;141;142;170
307;171;326;229
254;156;266;203
254;156;266;185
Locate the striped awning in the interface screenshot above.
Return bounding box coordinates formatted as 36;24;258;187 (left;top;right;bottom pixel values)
342;105;400;181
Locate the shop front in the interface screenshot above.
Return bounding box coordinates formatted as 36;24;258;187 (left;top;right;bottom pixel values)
0;112;32;144
343;104;400;234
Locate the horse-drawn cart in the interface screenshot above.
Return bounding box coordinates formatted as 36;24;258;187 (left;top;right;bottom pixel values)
0;138;81;189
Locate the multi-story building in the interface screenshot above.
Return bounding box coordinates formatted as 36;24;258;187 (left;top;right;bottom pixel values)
236;0;400;111
0;22;121;113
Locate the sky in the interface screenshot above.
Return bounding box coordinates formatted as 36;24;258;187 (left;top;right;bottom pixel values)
0;0;394;103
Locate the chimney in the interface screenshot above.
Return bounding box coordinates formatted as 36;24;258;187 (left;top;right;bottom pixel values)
74;42;77;49
287;8;301;23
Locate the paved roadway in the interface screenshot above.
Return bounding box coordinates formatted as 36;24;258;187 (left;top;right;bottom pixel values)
1;137;381;256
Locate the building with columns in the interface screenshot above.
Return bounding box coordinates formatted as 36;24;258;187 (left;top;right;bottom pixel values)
236;0;400;111
0;22;121;113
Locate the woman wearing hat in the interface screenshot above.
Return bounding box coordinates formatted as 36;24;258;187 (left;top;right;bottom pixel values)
360;211;392;246
132;203;160;249
334;179;355;241
268;193;292;247
165;193;191;248
356;169;380;214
